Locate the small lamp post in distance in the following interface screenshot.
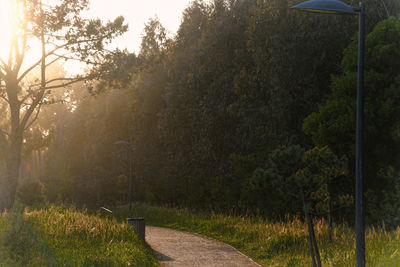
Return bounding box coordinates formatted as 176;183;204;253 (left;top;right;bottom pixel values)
115;140;134;210
291;0;366;266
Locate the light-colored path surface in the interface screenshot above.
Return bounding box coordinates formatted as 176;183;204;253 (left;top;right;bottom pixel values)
146;226;261;267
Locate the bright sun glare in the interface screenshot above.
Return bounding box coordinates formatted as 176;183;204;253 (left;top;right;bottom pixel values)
0;0;12;61
0;0;74;75
0;0;195;76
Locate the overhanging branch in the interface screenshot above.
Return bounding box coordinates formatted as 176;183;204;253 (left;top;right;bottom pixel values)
53;53;102;66
42;74;99;90
17;38;104;83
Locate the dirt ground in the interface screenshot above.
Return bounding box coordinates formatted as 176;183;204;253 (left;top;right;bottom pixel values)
145;226;261;267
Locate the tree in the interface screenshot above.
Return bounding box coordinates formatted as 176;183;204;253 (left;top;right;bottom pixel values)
128;17;171;203
251;146;347;267
296;146;348;266
0;0;127;209
303;15;400;222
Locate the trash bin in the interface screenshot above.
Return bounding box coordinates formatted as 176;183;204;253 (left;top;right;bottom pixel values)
127;218;145;240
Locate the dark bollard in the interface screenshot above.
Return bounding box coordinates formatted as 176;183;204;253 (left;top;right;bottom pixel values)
127;218;145;240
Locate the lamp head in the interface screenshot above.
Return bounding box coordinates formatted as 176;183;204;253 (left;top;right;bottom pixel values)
115;140;130;145
291;0;358;15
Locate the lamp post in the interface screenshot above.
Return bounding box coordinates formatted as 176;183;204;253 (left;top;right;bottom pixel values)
291;1;365;266
115;140;134;210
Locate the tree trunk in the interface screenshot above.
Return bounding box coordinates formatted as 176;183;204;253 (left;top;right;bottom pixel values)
38;149;42;177
3;131;23;210
309;214;322;267
303;196;317;267
327;179;333;243
303;195;322;267
1;77;23;210
328;198;333;242
307;220;317;267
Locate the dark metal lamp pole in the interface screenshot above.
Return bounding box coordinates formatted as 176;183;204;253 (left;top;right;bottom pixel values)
291;1;365;266
355;3;365;266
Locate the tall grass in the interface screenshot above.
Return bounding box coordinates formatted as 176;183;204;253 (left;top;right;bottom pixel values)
114;203;400;266
0;204;157;266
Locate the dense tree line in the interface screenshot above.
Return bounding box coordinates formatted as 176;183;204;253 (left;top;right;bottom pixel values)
15;0;400;229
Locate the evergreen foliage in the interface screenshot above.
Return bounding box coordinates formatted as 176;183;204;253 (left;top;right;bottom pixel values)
303;14;400;224
18;0;400;228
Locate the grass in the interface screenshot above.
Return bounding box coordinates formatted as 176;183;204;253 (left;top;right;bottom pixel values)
0;204;158;266
1;203;398;266
114;203;400;267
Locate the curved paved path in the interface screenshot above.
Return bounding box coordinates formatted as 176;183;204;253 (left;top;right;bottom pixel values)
146;226;261;267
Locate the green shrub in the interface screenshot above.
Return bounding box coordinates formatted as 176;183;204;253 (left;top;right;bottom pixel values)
17;179;46;205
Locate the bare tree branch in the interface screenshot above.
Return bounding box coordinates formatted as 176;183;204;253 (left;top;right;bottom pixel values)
45;56;63;68
15;4;28;74
0;71;6;80
0;57;10;74
24;102;44;131
27;77;78;88
17;46;62;83
19;74;96;104
45;77;79;84
8;35;13;68
17;38;103;83
21;0;47;131
53;53;102;66
42;74;99;90
0;94;10;104
0;128;10;138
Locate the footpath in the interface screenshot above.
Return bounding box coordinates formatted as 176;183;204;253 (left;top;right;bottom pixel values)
146;226;261;267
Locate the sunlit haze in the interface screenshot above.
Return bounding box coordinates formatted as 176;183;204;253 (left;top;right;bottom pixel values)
0;0;12;61
0;0;196;75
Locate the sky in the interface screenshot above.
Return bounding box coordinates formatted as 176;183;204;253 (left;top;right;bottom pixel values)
0;0;197;74
86;0;196;53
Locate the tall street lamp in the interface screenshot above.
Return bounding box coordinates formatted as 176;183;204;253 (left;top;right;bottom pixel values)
291;0;365;266
115;140;134;210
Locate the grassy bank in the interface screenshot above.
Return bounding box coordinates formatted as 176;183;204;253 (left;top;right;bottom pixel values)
0;205;157;266
114;203;400;266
